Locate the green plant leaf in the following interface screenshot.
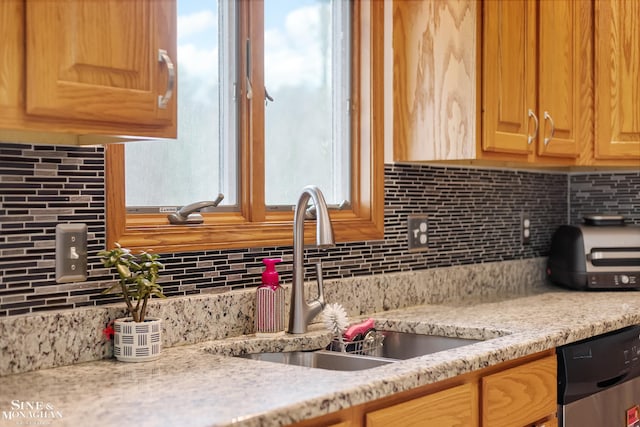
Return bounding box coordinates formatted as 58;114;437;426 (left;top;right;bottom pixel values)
99;244;166;319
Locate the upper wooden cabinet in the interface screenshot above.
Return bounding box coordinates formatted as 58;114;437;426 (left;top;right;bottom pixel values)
391;0;594;166
393;0;638;168
0;0;176;145
481;0;592;165
392;0;477;162
594;0;640;163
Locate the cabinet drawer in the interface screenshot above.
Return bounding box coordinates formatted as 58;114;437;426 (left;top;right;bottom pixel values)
534;417;558;427
366;382;478;427
482;355;556;427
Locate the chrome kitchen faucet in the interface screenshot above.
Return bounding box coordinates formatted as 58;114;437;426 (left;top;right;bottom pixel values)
288;186;335;334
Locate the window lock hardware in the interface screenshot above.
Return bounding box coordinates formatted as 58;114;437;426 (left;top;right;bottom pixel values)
245;38;253;99
167;193;224;225
265;86;274;104
305;200;349;219
246;76;253;100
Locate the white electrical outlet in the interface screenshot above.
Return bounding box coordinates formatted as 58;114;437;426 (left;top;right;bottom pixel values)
407;215;429;251
521;213;531;245
55;223;88;283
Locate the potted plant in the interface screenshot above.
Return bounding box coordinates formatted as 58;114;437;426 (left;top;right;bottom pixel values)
99;243;166;362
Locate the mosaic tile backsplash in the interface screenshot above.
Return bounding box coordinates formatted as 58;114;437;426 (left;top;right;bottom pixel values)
1;142;637;317
570;172;640;225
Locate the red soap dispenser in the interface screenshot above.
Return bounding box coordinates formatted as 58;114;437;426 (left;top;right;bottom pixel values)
255;258;285;334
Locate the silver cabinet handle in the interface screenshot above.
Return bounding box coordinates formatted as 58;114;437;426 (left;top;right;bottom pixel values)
543;111;555;145
527;109;539;145
158;49;175;109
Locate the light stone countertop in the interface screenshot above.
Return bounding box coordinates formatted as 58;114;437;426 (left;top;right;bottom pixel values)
1;287;639;427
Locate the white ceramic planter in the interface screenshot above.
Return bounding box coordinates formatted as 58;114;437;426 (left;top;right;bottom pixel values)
113;317;162;362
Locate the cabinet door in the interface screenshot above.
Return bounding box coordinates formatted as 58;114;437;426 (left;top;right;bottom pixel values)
537;0;592;159
482;355;556;427
482;0;536;156
392;0;476;161
595;0;640;160
366;382;478;427
25;0;176;127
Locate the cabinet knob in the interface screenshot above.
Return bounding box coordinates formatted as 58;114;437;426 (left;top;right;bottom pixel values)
527;109;539;145
158;49;175;109
543;111;555;145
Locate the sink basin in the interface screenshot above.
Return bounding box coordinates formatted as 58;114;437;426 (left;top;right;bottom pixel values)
235;331;484;371
237;350;392;371
373;330;483;360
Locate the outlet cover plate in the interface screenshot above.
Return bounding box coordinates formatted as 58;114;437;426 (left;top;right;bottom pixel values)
55;223;88;283
521;213;531;245
407;215;429;251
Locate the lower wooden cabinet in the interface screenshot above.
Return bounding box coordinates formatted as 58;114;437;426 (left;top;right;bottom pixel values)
291;350;557;427
533;419;557;427
366;382;478;427
482;355;557;427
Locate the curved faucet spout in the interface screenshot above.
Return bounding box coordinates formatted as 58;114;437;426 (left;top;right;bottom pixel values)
288;186;335;334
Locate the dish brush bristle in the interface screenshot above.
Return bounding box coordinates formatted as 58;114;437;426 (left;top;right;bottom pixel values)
322;303;349;336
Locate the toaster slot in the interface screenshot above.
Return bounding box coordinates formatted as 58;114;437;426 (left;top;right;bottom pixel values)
589;248;640;267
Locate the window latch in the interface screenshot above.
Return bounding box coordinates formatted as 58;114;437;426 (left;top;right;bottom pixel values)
305;200;349;219
167;194;224;225
265;86;274;104
245;38;253;99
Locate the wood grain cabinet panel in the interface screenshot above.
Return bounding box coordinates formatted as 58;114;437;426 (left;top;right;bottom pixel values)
392;0;476;161
482;355;556;427
595;0;640;161
366;382;479;427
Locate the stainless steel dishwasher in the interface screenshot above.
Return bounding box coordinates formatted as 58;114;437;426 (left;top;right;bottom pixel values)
557;325;640;427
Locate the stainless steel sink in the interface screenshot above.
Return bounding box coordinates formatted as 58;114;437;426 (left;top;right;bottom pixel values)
237;350;392;371
236;331;484;371
373;330;483;360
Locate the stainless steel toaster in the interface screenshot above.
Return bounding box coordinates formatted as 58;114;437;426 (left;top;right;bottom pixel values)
546;216;640;290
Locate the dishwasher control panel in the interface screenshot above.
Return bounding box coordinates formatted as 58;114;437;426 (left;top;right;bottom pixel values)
557;325;640;405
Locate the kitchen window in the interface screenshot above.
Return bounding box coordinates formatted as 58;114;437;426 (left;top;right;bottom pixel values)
105;0;384;253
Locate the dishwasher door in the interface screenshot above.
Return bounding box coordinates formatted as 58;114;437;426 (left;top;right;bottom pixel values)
560;376;640;427
558;325;640;427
